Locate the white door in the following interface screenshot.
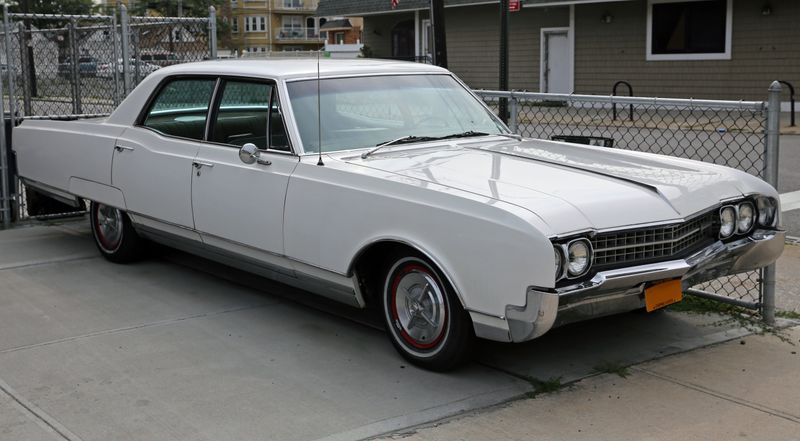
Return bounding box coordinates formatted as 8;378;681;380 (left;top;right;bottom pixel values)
112;77;217;231
191;79;298;260
542;30;571;93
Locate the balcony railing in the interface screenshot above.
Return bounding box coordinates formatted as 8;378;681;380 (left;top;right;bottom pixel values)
273;0;318;12
276;27;323;41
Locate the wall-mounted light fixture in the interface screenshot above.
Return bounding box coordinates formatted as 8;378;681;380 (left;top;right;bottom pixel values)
761;3;772;15
601;12;613;24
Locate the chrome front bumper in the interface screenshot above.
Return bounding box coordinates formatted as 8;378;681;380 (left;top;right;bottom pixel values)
503;229;785;343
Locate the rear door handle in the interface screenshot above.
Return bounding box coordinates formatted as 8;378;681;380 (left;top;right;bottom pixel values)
114;145;134;152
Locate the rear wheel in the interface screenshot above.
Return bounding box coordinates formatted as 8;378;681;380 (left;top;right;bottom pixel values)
90;202;146;263
381;255;473;371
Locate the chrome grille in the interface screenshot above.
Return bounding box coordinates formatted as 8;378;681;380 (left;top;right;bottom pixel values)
591;212;717;268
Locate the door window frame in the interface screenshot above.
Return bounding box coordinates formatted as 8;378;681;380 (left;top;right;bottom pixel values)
135;74;296;156
135;75;219;142
205;77;295;155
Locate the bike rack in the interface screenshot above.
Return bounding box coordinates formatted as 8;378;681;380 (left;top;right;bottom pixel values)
778;80;795;127
612;81;634;122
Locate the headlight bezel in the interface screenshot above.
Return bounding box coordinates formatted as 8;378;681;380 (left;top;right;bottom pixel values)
566;239;592;278
552;238;594;282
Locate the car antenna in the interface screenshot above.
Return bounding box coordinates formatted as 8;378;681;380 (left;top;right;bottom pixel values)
316;48;324;166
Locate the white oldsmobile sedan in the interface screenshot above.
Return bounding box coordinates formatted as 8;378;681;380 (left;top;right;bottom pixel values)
14;60;784;370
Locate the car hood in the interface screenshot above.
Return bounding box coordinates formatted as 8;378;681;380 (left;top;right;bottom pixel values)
340;138;763;235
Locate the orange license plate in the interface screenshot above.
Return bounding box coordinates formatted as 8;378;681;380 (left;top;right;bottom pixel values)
645;279;683;312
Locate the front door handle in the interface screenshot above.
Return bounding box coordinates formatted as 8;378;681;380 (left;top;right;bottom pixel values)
192;160;214;169
114;145;134;152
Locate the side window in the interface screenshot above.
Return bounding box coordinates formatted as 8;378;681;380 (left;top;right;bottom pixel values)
210;79;290;152
210;80;270;148
142;78;216;141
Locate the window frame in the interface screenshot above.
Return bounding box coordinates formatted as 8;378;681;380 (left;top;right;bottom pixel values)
646;0;732;61
135;74;296;156
205;77;295;155
135;75;220;142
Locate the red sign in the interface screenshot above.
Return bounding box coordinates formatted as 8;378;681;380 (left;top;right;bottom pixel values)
509;0;521;12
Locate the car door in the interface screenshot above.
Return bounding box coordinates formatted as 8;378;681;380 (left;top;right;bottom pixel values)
112;76;217;236
191;78;299;268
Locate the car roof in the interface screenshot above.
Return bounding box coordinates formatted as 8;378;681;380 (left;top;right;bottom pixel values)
153;58;448;81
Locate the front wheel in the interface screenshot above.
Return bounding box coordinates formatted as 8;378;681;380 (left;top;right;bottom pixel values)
382;255;473;371
90;202;146;263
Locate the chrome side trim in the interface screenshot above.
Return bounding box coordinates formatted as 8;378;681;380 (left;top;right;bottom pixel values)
132;222;361;308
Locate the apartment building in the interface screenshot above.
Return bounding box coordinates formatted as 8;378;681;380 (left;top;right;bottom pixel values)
229;0;326;54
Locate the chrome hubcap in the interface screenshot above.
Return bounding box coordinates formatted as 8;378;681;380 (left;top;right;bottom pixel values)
393;269;446;347
95;204;123;250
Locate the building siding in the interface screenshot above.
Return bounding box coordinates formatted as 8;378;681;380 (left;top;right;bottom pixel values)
574;0;800;100
363;5;568;90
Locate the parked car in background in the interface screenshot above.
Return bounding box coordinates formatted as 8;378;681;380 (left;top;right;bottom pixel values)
97;59;161;79
57;56;99;78
12;60;786;371
139;52;180;67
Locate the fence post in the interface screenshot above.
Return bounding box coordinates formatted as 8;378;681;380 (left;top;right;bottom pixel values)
509;93;518;134
3;5;17;117
17;22;30;117
68;18;81;115
208;6;218;60
762;80;782;326
120;4;131;96
0;44;8;228
110;14;121;106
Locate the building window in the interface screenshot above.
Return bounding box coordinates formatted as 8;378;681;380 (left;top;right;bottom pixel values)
334;32;345;44
232;17;238;33
647;0;732;61
231;0;237;7
245;16;266;32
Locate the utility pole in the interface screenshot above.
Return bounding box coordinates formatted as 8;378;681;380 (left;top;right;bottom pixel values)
499;0;509;124
429;0;447;68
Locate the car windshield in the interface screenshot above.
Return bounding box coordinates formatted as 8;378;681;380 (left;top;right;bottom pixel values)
286;74;508;153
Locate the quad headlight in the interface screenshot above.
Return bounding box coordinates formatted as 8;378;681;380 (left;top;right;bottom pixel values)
566;239;592;277
553;239;593;281
719;206;736;238
756;196;778;228
553;246;564;279
737;201;755;234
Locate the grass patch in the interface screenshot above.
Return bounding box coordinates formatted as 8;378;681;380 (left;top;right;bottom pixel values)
593;361;631;378
776;310;800;320
523;376;564;398
669;294;795;345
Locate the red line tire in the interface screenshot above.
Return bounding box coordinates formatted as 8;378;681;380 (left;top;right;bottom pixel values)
90;202;146;263
381;254;473;371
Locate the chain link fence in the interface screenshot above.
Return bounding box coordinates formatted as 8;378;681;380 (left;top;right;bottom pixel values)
475;89;781;318
0;6;214;223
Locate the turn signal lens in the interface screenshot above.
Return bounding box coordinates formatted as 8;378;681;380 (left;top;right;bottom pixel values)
567;240;592;277
737;202;755;234
719;206;736;238
756;196;778;227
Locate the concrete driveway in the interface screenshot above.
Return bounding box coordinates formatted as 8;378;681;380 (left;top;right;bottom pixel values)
0;220;757;441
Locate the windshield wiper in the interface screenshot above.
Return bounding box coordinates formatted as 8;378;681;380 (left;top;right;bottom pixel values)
436;131;523;141
361;132;522;159
361;135;436;159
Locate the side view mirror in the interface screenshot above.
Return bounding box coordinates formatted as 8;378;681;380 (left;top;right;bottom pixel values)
238;143;271;166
